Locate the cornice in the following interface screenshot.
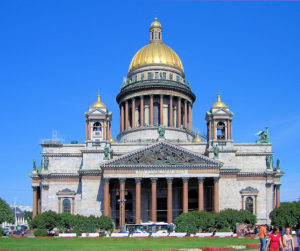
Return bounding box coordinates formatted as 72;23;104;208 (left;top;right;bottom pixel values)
41;153;82;157
235;152;274;156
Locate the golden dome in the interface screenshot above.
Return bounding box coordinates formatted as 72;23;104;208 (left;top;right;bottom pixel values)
129;42;184;73
150;17;162;29
194;131;203;142
212;94;226;108
128;18;184;73
92;92;106;108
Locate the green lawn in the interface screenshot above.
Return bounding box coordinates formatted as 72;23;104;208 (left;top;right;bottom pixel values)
0;237;259;251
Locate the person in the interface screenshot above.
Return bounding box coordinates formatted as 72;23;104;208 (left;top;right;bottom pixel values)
265;226;284;251
297;224;300;251
259;224;268;251
282;228;294;251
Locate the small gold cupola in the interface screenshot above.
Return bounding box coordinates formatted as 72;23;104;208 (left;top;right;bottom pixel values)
92;92;106;108
194;131;203;142
212;93;227;108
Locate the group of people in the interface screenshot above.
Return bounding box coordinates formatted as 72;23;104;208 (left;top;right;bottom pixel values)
259;224;299;251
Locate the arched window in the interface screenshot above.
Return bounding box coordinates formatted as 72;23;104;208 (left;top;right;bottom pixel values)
93;122;102;132
217;122;225;140
63;199;71;213
153;102;160;125
245;197;253;213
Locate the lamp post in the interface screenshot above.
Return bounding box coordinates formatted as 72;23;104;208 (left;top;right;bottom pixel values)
118;199;126;232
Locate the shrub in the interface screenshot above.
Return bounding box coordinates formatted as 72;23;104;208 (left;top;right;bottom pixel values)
270;202;300;228
0;228;4;237
219;227;231;232
174;213;198;235
97;215;114;232
34;229;48;237
32;211;60;231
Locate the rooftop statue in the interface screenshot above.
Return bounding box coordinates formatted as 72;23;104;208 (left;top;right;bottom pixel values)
104;144;110;160
213;144;220;159
255;126;270;143
158;125;165;138
276;158;281;171
32;159;36;170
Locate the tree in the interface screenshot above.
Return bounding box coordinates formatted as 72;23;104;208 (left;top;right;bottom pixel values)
24;211;33;229
32;211;60;231
57;212;75;232
96;215;114;232
270;202;300;228
0;198;14;224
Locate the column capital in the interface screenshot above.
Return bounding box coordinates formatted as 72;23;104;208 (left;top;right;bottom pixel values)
32;186;39;191
213;177;219;183
119;178;126;185
198;177;205;184
182;177;189;184
167;178;173;184
103;178;110;184
151;177;158;184
135;177;142;184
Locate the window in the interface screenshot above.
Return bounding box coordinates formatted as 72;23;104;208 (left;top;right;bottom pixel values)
217;122;225;140
63;199;71;213
140;73;144;81
155;72;159;79
162;72;166;79
169;73;173;80
155;32;158;40
148;72;153;80
176;75;180;82
245;197;253;213
93;122;102;132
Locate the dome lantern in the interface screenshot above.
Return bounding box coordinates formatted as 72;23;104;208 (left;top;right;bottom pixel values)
150;17;162;42
212;93;227;108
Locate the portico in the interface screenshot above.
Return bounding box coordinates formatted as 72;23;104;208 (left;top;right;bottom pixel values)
101;141;222;227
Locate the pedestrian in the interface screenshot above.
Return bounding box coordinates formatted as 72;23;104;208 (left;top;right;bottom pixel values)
282;227;294;251
265;226;284;251
297;224;300;251
259;224;268;251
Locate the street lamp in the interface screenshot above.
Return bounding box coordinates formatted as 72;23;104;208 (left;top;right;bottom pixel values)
118;199;126;232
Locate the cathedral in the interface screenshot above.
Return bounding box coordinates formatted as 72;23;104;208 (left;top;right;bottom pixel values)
30;18;283;226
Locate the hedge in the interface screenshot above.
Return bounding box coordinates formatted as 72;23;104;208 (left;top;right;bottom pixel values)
34;229;48;237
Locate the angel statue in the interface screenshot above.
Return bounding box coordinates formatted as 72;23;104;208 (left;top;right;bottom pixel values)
104;144;110;160
158;125;165;138
213;144;220;159
33;160;36;170
255;127;270;143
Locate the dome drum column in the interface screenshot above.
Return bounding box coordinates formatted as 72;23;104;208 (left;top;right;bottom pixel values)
140;96;144;126
150;95;154;125
178;98;181;127
184;100;188;129
160;95;164;125
125;101;129;130
169;96;173;127
188;102;193;131
132;98;136;128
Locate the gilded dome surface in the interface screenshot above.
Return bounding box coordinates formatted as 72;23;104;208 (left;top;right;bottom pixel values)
92;93;106;108
128;18;184;73
128;42;184;73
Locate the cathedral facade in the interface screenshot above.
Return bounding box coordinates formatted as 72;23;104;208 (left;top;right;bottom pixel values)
30;18;283;226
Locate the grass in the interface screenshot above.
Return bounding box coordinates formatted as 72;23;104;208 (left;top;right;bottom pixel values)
0;237;259;251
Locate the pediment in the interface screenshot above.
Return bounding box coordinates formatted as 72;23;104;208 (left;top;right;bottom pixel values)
102;141;223;168
87;108;107;116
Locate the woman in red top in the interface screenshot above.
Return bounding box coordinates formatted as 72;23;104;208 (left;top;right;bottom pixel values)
265;226;284;251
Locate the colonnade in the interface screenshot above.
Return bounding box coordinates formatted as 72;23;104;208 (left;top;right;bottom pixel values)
274;184;281;209
103;177;219;227
32;186;41;217
119;95;193;132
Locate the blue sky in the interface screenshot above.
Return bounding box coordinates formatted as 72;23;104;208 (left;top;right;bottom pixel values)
0;0;299;206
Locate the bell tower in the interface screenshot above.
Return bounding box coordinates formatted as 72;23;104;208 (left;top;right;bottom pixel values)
205;94;233;145
85;92;113;143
